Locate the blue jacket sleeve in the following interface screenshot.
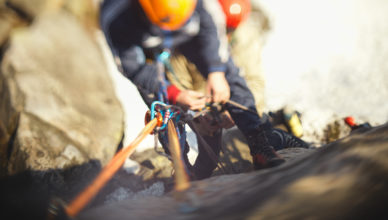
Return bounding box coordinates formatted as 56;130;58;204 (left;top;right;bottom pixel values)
117;46;161;97
99;0;161;103
179;0;227;78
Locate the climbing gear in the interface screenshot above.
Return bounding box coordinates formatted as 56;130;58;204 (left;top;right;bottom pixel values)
145;110;163;134
282;106;304;138
65;102;193;217
156;50;171;103
167;120;191;191
139;0;197;31
62;31;210;220
226;99;257;114
153;50;222;180
218;0;251;30
146;101;188;163
147;101;183;131
344;116;372;132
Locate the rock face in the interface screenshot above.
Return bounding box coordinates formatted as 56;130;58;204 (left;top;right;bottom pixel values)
79;123;388;220
0;8;124;175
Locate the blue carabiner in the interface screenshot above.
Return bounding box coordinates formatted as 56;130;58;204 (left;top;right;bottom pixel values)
150;101;166;119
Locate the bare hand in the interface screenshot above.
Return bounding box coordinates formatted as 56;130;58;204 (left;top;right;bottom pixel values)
206;72;230;104
176;90;206;110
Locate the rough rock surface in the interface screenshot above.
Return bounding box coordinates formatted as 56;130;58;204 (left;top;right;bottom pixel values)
0;10;123;175
79;123;388;220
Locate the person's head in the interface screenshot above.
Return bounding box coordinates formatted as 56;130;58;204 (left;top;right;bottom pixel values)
218;0;251;31
139;0;197;31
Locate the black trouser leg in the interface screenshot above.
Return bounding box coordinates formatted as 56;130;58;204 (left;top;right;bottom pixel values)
192;129;223;180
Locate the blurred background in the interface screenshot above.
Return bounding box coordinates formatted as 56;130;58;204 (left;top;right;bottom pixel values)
256;0;388;143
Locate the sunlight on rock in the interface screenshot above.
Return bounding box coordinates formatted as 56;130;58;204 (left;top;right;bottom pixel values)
287;174;356;196
122;158;140;175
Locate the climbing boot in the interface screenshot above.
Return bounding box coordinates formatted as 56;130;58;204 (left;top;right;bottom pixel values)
268;128;310;150
247;126;285;170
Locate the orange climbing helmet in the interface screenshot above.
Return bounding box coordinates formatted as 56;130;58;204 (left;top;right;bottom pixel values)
139;0;197;31
218;0;251;29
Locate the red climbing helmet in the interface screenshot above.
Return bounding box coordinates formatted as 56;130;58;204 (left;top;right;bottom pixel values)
218;0;251;29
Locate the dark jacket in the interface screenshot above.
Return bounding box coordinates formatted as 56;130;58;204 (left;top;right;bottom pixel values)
100;0;226;102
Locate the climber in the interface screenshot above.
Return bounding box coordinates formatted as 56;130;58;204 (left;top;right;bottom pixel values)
100;0;309;180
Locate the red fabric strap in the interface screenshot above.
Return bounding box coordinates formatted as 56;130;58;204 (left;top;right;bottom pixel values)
167;84;181;104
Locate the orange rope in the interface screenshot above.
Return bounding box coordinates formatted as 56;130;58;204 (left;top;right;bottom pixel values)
65;118;158;217
167;120;190;192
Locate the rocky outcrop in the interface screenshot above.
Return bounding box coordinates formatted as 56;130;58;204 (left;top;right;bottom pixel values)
0;5;124;175
79;123;388;220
